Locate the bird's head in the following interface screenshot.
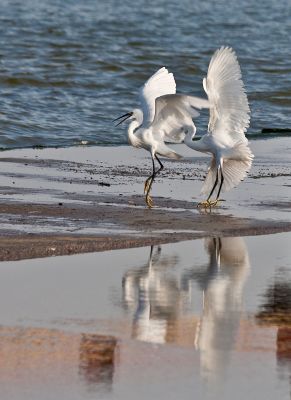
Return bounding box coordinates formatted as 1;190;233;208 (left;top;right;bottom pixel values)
114;109;143;126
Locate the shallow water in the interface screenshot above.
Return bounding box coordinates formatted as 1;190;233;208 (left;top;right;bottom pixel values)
1;232;291;399
0;0;290;149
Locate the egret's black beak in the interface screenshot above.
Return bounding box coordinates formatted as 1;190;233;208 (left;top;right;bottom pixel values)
113;112;133;126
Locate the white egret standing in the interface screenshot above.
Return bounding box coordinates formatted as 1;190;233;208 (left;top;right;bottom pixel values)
114;67;209;208
185;47;254;207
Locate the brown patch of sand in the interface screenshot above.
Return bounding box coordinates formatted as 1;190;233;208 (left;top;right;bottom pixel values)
0;199;291;261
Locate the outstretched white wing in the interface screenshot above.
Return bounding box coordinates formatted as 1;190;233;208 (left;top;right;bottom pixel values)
151;94;210;143
139;67;176;125
203;46;250;144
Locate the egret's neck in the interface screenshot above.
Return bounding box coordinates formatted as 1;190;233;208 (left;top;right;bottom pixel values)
127;120;141;147
184;128;197;149
184;129;208;152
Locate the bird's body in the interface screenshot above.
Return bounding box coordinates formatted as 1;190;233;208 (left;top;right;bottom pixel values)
185;47;253;206
128;123;178;158
115;68;209;207
129;124;183;160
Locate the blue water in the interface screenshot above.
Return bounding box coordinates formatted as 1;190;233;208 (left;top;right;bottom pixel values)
0;0;290;149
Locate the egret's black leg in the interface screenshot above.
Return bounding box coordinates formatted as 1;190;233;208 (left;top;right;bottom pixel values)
215;167;224;200
155;154;164;173
203;167;224;208
197;167;219;208
145;155;156;208
145;154;164;208
144;157;155;194
207;168;219;202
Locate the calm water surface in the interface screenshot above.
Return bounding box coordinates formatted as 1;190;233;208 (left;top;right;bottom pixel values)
0;0;290;149
0;233;291;399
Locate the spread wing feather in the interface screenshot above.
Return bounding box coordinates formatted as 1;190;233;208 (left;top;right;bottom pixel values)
139;67;176;125
203;47;250;144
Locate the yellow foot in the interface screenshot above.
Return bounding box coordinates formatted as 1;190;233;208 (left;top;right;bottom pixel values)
209;199;220;207
197;200;212;208
197;199;220;208
146;195;154;208
144;178;152;194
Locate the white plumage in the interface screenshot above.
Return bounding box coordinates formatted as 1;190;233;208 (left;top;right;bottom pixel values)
115;46;253;208
152;94;209;143
203;47;250;143
185;46;254;206
139;67;176;124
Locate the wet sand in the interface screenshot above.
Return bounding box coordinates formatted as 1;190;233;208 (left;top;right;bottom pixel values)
0;137;291;260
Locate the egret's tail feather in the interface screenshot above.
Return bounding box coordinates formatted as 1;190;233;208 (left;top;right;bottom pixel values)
221;158;252;192
201;145;253;196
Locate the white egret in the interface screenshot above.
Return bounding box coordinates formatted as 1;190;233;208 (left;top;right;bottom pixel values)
114;67;209;208
185;46;254;207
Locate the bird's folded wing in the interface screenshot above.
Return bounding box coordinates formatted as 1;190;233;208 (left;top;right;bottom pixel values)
203;47;250;144
151;94;209;143
139;67;176;125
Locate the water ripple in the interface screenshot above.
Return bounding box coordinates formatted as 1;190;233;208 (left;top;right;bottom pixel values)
0;0;290;149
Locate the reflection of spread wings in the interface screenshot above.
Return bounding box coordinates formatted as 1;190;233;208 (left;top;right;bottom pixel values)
196;237;250;381
151;94;209;143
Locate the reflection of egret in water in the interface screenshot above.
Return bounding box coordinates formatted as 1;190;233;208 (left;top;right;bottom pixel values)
182;237;250;382
121;238;250;382
79;334;117;393
122;246;183;344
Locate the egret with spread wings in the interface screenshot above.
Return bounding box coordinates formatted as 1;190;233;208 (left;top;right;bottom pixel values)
114;67;209;208
185;47;254;207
